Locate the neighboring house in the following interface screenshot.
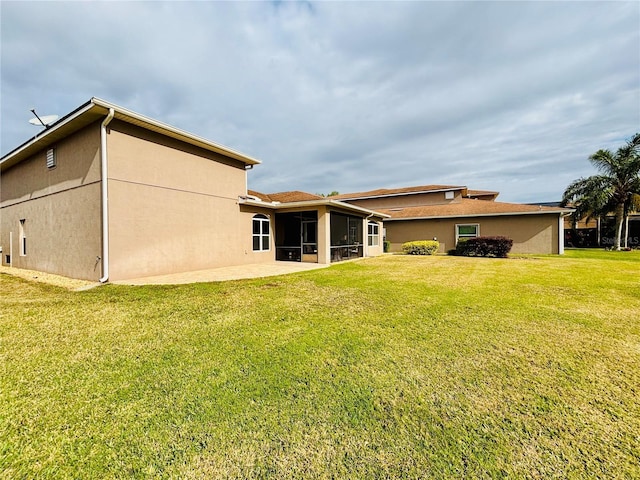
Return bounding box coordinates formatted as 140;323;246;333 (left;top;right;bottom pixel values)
333;185;572;254
0;98;386;281
534;201;640;248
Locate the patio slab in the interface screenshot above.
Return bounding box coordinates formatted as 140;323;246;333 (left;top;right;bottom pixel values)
112;261;330;285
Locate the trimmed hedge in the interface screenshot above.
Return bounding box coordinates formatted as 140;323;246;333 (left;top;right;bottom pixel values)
453;236;513;258
402;240;440;255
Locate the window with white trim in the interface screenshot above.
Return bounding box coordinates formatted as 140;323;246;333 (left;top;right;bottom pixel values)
456;224;479;244
252;214;270;251
367;221;379;246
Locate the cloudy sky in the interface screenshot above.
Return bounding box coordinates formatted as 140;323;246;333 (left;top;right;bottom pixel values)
1;1;638;202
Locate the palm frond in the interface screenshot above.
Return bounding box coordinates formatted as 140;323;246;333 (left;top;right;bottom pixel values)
589;149;617;175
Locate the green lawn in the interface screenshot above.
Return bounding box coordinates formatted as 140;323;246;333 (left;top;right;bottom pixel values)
1;250;639;479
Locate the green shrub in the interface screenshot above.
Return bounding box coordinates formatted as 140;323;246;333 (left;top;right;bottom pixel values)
454;236;513;258
402;240;440;255
384;240;391;253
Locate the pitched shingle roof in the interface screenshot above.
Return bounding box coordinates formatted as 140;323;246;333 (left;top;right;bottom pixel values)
331;185;465;201
465;189;499;198
380;199;571;220
247;190;323;203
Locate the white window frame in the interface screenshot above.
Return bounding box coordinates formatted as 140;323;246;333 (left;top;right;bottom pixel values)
367;221;380;247
252;214;270;252
455;223;479;244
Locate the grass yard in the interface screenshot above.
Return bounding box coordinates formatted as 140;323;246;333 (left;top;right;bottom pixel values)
1;249;639;479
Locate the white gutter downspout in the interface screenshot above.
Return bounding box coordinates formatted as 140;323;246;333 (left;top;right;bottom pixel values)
559;212;573;255
99;108;115;283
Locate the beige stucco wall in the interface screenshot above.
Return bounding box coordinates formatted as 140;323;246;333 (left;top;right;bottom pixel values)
385;214;561;255
105;121;273;280
0;123;103;280
346;190;462;210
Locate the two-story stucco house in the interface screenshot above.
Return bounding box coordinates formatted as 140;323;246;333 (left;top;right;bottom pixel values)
0;98;386;281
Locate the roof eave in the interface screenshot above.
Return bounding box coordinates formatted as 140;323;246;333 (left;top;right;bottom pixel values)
238;197;389;218
90;97;261;166
337;186;466;202
384;209;574;221
1;97;261;171
0;100;97;171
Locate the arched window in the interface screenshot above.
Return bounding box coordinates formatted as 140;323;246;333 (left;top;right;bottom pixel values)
252;214;270;251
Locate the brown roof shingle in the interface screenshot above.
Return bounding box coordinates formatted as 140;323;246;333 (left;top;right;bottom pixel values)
247;190;323;203
331;185;465;201
465;189;499;198
380;199;570;219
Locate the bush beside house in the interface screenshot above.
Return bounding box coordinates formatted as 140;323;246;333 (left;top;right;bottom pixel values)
402;240;440;255
453;236;513;258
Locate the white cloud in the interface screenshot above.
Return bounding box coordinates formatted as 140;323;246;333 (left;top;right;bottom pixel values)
1;1;638;202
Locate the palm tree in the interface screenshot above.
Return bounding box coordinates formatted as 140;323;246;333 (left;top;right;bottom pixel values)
562;133;640;250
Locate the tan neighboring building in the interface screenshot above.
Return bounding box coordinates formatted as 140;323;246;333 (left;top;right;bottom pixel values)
333;185;572;254
0;98;386;281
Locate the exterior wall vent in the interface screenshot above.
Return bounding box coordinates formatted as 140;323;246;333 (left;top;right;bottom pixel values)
46;148;56;169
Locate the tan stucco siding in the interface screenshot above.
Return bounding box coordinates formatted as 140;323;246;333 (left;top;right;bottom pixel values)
346;191;461;210
108;181;276;280
105;123;272;280
385;219;453;253
0;183;102;280
0;123;103;280
0;123;101;208
385;214;561;255
107;121;247;199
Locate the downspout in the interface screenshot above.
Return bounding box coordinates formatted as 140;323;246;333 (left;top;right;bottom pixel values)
99;108;115;283
558;214;565;255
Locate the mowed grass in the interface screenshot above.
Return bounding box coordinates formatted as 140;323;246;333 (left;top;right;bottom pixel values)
1;250;639;479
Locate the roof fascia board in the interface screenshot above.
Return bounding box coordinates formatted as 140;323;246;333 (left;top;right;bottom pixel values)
238;197;389;218
0;101;96;167
2;98;261;168
340;186;466;201
90;98;261;165
384;209;574;221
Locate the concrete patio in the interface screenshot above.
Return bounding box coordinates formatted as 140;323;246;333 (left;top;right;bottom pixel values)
112;261;330;285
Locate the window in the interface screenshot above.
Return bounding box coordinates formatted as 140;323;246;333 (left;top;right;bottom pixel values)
444;191;454;200
19;220;26;256
368;221;379;246
456;224;479;244
46;148;56;169
252;214;270;251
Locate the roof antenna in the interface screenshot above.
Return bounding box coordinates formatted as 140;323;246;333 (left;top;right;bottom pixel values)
29;109;59;128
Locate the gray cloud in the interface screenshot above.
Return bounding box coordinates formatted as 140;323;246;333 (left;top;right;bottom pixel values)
1;1;638;202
